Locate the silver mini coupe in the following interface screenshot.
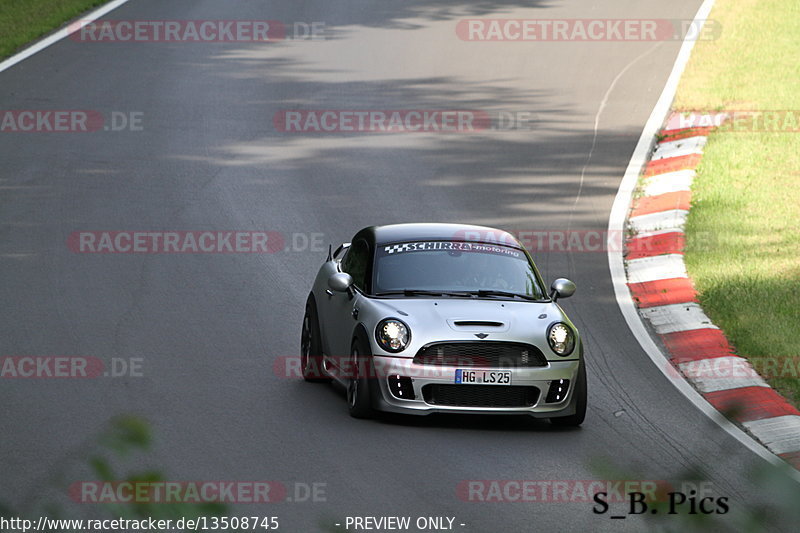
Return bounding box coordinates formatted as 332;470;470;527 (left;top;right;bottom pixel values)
300;223;586;426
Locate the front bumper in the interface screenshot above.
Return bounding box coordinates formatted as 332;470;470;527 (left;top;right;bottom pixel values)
369;355;581;417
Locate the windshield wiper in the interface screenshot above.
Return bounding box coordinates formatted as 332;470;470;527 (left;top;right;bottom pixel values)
376;290;472;297
376;289;543;300
470;290;540;301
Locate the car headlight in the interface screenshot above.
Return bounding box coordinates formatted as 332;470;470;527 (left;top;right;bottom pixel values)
376;319;410;353
547;322;575;356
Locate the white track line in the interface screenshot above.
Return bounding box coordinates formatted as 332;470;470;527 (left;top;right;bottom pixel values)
569;41;662;229
0;0;132;75
606;0;797;474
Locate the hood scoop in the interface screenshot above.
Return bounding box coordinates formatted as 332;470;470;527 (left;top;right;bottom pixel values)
447;319;510;332
453;320;504;328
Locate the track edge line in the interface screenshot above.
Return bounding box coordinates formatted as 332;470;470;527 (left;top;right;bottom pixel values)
0;0;132;75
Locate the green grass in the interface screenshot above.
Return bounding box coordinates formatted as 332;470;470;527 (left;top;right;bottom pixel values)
0;0;109;60
675;0;800;405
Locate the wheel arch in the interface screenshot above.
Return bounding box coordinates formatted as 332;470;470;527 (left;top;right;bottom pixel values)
305;290;318;309
351;322;372;354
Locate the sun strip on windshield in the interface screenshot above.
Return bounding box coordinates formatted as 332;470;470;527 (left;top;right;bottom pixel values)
379;241;525;259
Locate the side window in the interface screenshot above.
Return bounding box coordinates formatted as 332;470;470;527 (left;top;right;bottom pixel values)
340;239;370;291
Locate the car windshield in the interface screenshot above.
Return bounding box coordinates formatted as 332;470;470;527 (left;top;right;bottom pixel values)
373;241;546;299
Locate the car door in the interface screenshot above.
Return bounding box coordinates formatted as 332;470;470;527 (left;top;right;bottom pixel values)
323;238;370;366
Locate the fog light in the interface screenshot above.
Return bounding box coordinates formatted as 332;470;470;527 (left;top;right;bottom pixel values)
545;379;570;403
387;374;414;399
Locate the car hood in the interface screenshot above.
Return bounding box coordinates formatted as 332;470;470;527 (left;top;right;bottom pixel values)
364;296;573;356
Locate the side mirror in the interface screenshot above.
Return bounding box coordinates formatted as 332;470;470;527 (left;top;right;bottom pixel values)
332;242;351;260
328;272;354;293
550;278;576;301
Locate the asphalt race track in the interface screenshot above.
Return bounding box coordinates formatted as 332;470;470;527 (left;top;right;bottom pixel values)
1;1;796;531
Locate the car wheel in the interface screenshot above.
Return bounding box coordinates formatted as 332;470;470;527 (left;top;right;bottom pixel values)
300;296;329;382
550;359;586;427
347;337;374;419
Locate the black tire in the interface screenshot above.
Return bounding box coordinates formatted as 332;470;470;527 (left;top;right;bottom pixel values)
300;296;329;382
550;359;587;427
347;335;375;419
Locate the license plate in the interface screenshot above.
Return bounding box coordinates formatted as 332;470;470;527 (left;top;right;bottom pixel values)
454;369;512;385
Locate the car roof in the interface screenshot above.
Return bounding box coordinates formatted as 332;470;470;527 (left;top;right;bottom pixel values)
356;223;523;249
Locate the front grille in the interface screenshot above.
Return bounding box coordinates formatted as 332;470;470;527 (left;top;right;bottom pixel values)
414;342;547;368
422;384;540;408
